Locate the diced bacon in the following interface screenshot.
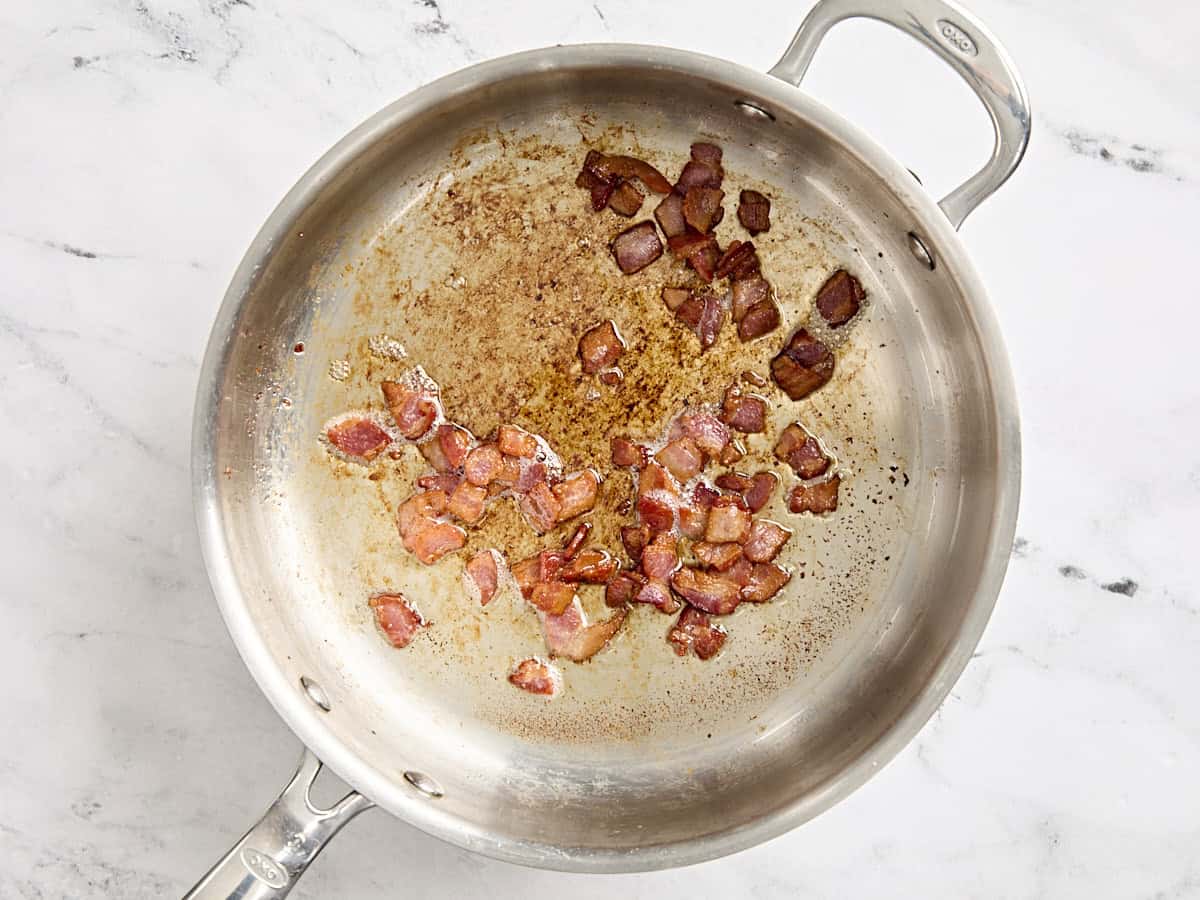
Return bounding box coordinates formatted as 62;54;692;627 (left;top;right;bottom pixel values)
610;436;646;468
676;159;722;192
720;385;767;433
463;444;504;486
771;329;835;400
514;460;547;494
465;550;501;606
606;570;646;607
693;541;743;571
668;606;727;660
634;578;680;613
715;472;753;494
677;412;730;457
381;381;440;440
705;496;752;543
667;231;720;282
419;434;452;472
493;455;523;487
530;581;576;615
696;290;725;351
497;424;537;458
774;423;830;479
815;269;865;327
720;441;745;465
690;142;723;167
744;472;779;513
674;294;704;330
724;556;754;588
677;503;708;540
661;286;690;312
579;320;626;374
561;549;618;583
576;149;619;210
608;179;645;216
670;567;741;615
639;462;681;497
741;562;791;602
731;276;769;323
416;472;460;494
656;436;704;482
511;555;540;599
714;240;760;281
692;482;720;509
737;189;771;236
738;300;780;342
521;481;562;534
638;493;676;533
562;522;591;560
611;221;663;274
326;417;391;461
368;593;425;649
397;490;448;539
654;193;688;238
408;521;467;565
641;532;679;580
553;470;599;521
437;424;473;469
788;476;841;514
591;154;674;194
537;549;567;583
540;601;627;661
742;519;791;563
508;658;560;696
621;524;651;562
682;186;724;233
446;480;487;524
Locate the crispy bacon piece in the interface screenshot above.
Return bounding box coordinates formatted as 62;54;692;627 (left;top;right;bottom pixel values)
737;189;771;235
676;159;722;192
491;455;523;489
720;385;767;433
419;434;452;472
530;581;577;615
634;577;680;613
536;549;567;583
661;286;690;312
497;424;537;458
436;424;472;469
381;381;439;440
561;549;619;583
724;556;754;588
463;444;504;486
654;193;688;238
606;570;646;607
593;154;674;194
693;482;720;509
705;496;752;543
514;460;548;494
715;472;753;493
369;593;425;648
610;436;646;468
668;606;726;659
446;480;487;524
731;276;769;322
416;472;460;493
465;550;501;605
579;320;625;374
397;490;447;540
326;417;391;461
667;231;719;282
682;186;725;233
621;523;652;562
641;532;679;580
637;463;681;532
671;567;741;615
744;472;779;513
541;601;627;661
714;240;760;281
788;476;841;514
674;294;704;331
511;555;540;599
521;481;562;533
562;522;591;560
741;562;791;602
690;142;723;168
678;504;708;540
576;150;619;210
696;291;725;351
739;301;780;342
677;412;730;458
815;269;865;327
611;221;663;274
608;179;645;216
693;541;742;571
743;519;791;563
408;521;467;565
720;441;745;465
508;658;560;696
774;423;830;479
553;470;599;521
771;329;835;400
656;436;704;482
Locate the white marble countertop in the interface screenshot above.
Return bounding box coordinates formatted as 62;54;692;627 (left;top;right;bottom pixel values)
2;0;1198;896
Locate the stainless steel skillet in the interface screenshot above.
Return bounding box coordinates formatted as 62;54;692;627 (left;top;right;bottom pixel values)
186;0;1029;895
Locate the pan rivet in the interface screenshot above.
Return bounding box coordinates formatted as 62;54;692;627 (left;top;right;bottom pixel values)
734;100;775;121
907;232;935;270
403;771;444;798
300;676;331;712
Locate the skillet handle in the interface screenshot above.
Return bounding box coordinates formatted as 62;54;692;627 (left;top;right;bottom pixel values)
768;0;1031;229
182;749;372;900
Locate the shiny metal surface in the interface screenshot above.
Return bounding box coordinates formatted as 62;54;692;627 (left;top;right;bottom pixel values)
189;0;1025;888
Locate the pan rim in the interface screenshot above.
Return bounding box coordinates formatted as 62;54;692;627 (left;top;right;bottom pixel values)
192;41;1021;872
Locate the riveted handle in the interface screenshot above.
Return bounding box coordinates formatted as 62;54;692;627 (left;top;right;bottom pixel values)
769;0;1031;229
182;750;373;900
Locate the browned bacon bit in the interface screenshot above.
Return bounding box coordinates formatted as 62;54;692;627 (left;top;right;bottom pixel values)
737;189;772;236
678;504;708;540
676;159;722;193
409;522;467;565
671;567;741;615
541;602;628;661
590;179;616;211
678;412;731;458
463;443;505;486
668;606;727;659
416;472;460;493
511;555;540;599
705;495;752;544
637;463;681;532
715;472;753;493
693;482;720;509
656;436;704;482
739;300;781;342
696;291;725;351
608;179;645;217
326;418;391;461
465;550;501;606
530;581;576;615
789;475;841;514
641;532;679;580
714;240;760;281
397;490;447;540
437;424;473;469
720;441;745;465
654;193;687;238
447;480;487;524
514;460;547;494
497;424;537;458
606;569;645;607
381;381;439;440
509;658;560;696
610;436;646;468
674;294;704;331
576;150;618;210
771;329;835;400
561;549;619;584
598;370;622;387
562;522;591;560
682;186;724;233
621;523;652;562
521;482;562;534
661;286;690;312
815;269;865;327
611;221;663;274
369;593;425;649
720;384;767;433
593;155;674;195
741;562;791;602
774;423;830;479
744;472;779;513
731;276;769;323
724;556;754;588
743;519;791;563
742;369;768;388
693;541;743;571
690;142;723;168
553;470;599;521
634;578;680;613
420;434;451;472
579;319;625;374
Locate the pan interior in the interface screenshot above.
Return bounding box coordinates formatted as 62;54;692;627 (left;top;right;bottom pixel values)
204;54;1010;863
